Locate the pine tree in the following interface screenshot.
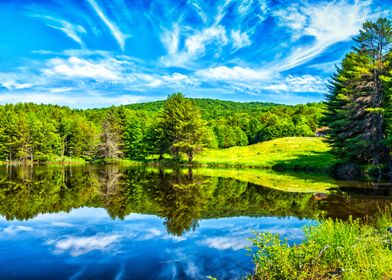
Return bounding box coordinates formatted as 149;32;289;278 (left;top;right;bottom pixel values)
156;93;206;162
325;18;392;176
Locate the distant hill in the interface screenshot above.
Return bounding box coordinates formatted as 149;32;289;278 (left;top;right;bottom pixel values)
125;98;297;119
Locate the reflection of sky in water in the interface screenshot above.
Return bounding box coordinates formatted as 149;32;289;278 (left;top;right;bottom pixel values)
0;208;314;279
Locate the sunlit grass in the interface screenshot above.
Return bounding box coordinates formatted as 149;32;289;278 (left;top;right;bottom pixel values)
193;168;337;193
195;137;335;171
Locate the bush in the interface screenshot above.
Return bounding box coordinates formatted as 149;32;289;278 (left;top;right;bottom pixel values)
249;210;392;279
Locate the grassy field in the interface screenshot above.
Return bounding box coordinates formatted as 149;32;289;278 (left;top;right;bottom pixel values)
195;137;335;172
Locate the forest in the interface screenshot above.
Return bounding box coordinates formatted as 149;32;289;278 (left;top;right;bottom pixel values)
0;96;324;163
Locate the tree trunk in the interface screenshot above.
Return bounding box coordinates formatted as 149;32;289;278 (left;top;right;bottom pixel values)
187;149;194;163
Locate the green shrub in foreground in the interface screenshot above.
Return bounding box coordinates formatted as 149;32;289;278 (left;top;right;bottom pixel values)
249;210;392;279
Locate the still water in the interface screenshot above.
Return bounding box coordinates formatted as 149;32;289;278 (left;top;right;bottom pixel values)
0;165;391;279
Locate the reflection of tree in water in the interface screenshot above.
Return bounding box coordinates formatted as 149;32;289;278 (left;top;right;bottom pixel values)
99;165;127;219
152;168;207;236
0;166;101;220
1;166;392;235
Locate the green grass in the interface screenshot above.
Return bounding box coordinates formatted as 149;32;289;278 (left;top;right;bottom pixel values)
193;168;337;193
195;137;335;172
45;156;87;165
0;156;87;166
249;208;392;280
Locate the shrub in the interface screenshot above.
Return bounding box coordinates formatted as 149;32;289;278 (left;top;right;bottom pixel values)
249;211;392;279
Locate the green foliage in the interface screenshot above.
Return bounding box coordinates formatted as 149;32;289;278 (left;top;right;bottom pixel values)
126;98;324;148
249;212;392;280
0;96;325;164
124;111;150;159
325;18;392;174
195;137;335;172
155;93;207;162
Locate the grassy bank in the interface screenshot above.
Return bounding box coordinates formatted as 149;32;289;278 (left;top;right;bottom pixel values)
249;208;392;279
0;156;87;166
195;137;335;172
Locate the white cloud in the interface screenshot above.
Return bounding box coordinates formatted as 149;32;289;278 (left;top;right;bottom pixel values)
163;73;188;81
87;0;127;50
49;87;75;93
194;65;326;95
214;0;231;24
43;56;121;80
237;0;253;15
273;0;375;70
231;29;251;50
273;5;307;33
161;24;180;56
185;26;227;55
30;15;86;47
263;84;289;91
189;1;208;23
196;66;272;81
146;79;163;88
162;73;200;87
48;234;121;256
160;25;228;67
1;80;33;90
265;75;326;93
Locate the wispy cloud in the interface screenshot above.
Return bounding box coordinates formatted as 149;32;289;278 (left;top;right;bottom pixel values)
0;0;386;106
196;66;272;81
86;0;128;50
160;25;228;67
231;29;251;50
31;15;86;47
1;80;33;90
272;0;376;70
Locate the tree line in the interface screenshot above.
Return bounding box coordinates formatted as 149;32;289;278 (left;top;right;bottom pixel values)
0;95;323;163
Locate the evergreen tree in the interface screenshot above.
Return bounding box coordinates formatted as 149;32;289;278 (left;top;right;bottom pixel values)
156;93;206;162
325;18;392;175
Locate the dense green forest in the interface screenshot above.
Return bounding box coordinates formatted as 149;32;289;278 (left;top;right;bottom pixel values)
0;96;324;163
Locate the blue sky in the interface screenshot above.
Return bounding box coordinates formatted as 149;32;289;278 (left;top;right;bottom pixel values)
0;0;391;108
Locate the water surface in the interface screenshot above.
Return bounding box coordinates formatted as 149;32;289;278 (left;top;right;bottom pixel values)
0;165;391;279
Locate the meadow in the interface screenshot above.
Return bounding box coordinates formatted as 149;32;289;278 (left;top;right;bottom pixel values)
195;137;335;172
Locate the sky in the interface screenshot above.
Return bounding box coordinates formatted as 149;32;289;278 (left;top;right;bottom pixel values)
0;0;391;108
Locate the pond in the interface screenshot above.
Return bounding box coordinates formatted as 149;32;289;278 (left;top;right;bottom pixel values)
0;165;391;279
